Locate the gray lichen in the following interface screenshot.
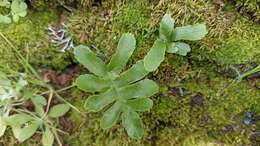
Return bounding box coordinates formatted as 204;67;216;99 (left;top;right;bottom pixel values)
47;24;74;52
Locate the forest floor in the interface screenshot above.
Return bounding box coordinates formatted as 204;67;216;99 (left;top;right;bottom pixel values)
0;0;260;146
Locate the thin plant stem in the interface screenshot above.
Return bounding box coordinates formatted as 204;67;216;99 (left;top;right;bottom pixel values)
53;128;63;146
43;90;54;118
53;91;82;114
0;31;81;114
13;108;41;120
40;84;76;96
238;65;260;80
0;32;41;80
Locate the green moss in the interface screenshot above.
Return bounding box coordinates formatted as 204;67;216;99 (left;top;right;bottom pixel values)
63;0;260;145
113;0;152;36
0;10;73;70
234;0;260;23
68;1;113;58
112;0;158;60
66;65;259;145
199;17;260;65
1;0;259;145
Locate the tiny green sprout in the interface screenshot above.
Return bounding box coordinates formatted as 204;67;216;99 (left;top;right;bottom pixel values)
236;65;260;82
144;14;208;71
6;94;70;146
74;33;159;139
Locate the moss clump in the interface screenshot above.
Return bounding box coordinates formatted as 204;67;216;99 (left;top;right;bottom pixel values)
112;0;159;63
147;0;260;66
233;0;260;23
199;17;260;66
1;0;257;145
67;68;259;145
66;0;260;145
113;0;153;37
65;0;260;145
68;1;113;55
0;10;73;70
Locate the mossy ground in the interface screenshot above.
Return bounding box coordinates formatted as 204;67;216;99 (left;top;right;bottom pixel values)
0;0;260;145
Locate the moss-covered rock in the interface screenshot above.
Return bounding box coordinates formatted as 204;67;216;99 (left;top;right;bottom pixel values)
66;65;259;145
1;0;260;145
63;0;260;145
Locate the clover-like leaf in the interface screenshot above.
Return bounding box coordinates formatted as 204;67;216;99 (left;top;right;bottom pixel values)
31;95;47;106
122;109;144;139
0;15;11;24
12;121;39;142
48;104;70;118
107;33;136;73
84;89;116;112
7;114;38;142
11;0;27;22
74;45;107;76
6;114;33;127
159;14;175;41
127;98;153;112
167;42;191;56
144;39;167;72
173;23;208;41
75;74;110;93
42;127;54;146
30;95;46;116
100;101;122;129
0;0;10;7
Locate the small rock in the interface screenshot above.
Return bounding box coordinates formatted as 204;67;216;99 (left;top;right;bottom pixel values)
190;93;204;107
168;86;190;97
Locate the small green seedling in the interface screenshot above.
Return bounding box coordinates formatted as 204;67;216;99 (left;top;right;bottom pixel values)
6;96;70;146
0;71;70;146
0;0;27;24
144;14;208;71
74;33;159;139
236;65;260;82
